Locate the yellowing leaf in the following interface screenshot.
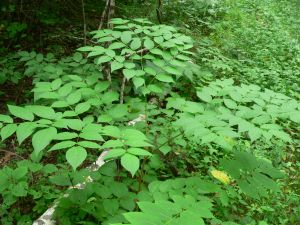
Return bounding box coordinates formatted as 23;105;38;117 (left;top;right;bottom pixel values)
211;170;230;185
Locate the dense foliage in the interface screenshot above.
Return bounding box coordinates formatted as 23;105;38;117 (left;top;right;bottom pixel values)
0;0;299;225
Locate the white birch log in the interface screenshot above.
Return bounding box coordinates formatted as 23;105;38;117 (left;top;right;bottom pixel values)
33;115;145;225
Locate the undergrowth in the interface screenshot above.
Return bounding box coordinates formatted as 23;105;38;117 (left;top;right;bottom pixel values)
0;0;299;225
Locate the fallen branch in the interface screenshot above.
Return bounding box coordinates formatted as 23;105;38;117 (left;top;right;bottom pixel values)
33;115;145;225
32;150;109;225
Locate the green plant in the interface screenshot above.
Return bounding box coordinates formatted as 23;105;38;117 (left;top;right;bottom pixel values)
0;18;202;176
196;0;300;97
0;11;299;225
0;160;60;224
168;78;299;151
78;18;200;96
220;151;284;199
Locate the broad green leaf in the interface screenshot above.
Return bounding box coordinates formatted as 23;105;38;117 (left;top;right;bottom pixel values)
121;31;132;44
51;101;69;108
77;46;95;52
102;126;121;138
87;48;105;58
148;84;163;93
248;127;262;142
103;199;119;215
97;55;112;64
75;102;91;114
270;130;292;142
32;127;57;155
156;74;174;83
104;148;126;160
130;38;141;50
72;52;82;62
182;101;204;113
110;18;129;25
154;36;164;44
49;141;76;151
170;59;186;67
94;81;110;92
213;136;233;151
12;181;28;197
13;166;28;179
229;92;242;102
115;55;125;62
54;132;78;140
97;114;113;123
51;78;62;90
77;141;101;149
238;120;253;133
161;41;176;48
110;182;129;198
26;105;57;120
224;99;237;109
178;35;192;43
58;84;73;97
106;50;117;59
261;124;282;130
36;53;44;62
133;77;145;89
65;119;84;131
123;129;151;147
124;212;161;225
102;91;119;104
101;139;124;149
1;124;17;141
66;146;87;170
123;129;147;141
83;115;94;124
111;61;123;72
138;201;181;219
290;111;300;123
251;115;271;125
107;104;128;119
42;164;58;174
8;105;34;121
201;133;218;144
121;153;140;176
144;39;155;49
197;91;212;103
98;36;115;43
179;211;205;225
36;118;55;125
123;69;136;80
127;148;152;156
16;122;37;145
163;66;182;76
0;114;13;123
49;173;72;186
254;172;280;192
62;111;77;118
237;180;259;199
150;48;163;55
124;62;136;69
144;67;157;76
67;75;82;81
66;91;82;105
79;131;103;141
140;87;151;96
109;42;125;49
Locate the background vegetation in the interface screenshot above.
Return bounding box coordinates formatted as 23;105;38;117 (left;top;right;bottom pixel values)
0;0;299;224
